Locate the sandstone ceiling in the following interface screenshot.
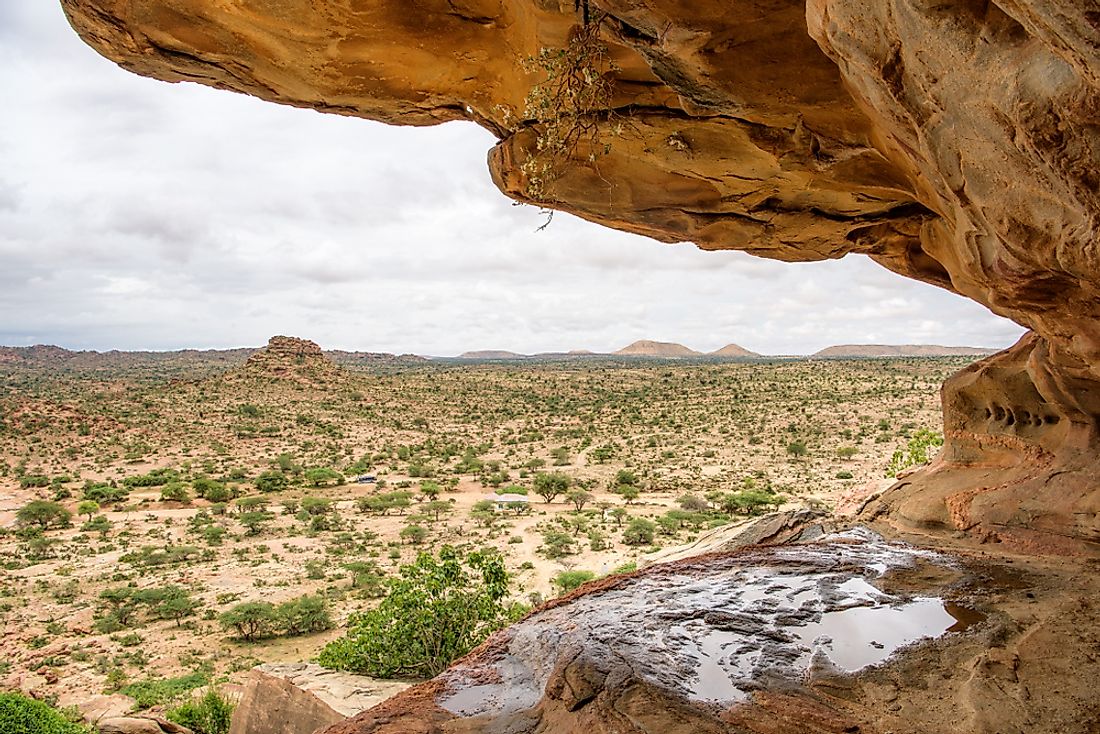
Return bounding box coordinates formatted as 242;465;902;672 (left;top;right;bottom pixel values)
59;0;1099;550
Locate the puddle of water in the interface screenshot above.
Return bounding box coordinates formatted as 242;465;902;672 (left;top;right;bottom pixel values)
944;601;987;632
690;630;753;702
796;594;956;670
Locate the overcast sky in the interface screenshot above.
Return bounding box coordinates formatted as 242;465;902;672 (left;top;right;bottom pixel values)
0;2;1025;357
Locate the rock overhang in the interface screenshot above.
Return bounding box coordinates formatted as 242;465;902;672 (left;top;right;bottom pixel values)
57;0;1100;546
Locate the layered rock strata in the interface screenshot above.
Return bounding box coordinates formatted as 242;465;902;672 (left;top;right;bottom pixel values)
58;1;1099;541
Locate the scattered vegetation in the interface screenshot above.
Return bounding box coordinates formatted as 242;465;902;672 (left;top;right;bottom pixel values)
0;351;953;702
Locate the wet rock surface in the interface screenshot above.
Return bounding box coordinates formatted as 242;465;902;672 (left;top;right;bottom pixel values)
321;528;1089;734
433;530;964;713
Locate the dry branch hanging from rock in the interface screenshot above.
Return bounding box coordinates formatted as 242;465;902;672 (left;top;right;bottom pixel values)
520;12;623;201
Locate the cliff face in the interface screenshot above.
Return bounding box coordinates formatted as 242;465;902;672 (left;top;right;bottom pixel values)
58;0;1099;548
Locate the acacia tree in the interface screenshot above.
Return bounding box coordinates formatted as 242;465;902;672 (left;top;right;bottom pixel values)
534;472;571;503
219;602;278;642
77;500;100;523
16;501;71;530
566;489;593;512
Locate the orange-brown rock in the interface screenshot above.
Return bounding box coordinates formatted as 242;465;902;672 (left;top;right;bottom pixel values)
229;664;410;734
864;332;1100;553
58;0;1099;546
233;335;346;385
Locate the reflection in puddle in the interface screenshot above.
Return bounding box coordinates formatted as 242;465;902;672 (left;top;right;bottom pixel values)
680;576;974;701
693;630;754;702
796;592;955;670
944;601;987;632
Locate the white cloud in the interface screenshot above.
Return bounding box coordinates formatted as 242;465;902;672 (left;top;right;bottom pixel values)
0;1;1026;356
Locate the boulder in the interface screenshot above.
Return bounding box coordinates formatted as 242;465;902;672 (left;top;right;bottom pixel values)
97;716;191;734
228;664;409;734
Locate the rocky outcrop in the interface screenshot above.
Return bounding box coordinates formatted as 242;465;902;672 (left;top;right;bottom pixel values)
234;336;346;385
229;664;410;734
864;332;1100;553
645;509;835;565
57;3;1098;539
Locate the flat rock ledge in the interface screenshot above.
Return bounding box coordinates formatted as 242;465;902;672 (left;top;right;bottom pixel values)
229;663;410;734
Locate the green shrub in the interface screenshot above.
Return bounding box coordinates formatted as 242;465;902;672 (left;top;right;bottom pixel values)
304;467;344;487
254;471;288;493
82;483;129;505
193;478;231;501
120;545;204;568
219;602;278;642
166;688;234;734
610;561;637;575
886;429;944;478
552;570;596;594
538;529;576;559
122;468;180;488
160;483;191;503
318;546;517;679
622;517;656;546
300;496;332;515
0;692;88;734
533;472;572;503
16;500;72;529
276;595;333;636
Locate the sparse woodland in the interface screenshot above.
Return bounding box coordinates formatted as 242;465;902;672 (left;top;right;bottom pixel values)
0;352;958;718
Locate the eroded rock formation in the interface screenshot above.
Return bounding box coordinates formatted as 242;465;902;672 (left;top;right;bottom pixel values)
233;335;346;385
58;1;1098;544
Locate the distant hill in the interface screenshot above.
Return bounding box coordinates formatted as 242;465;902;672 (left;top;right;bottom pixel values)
0;344;254;372
457;350;526;360
329;350;427;366
0;342;422;373
613;340;702;358
812;344;1000;358
709;343;760;358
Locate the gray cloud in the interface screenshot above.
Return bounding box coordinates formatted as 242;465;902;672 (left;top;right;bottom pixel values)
0;1;1026;356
